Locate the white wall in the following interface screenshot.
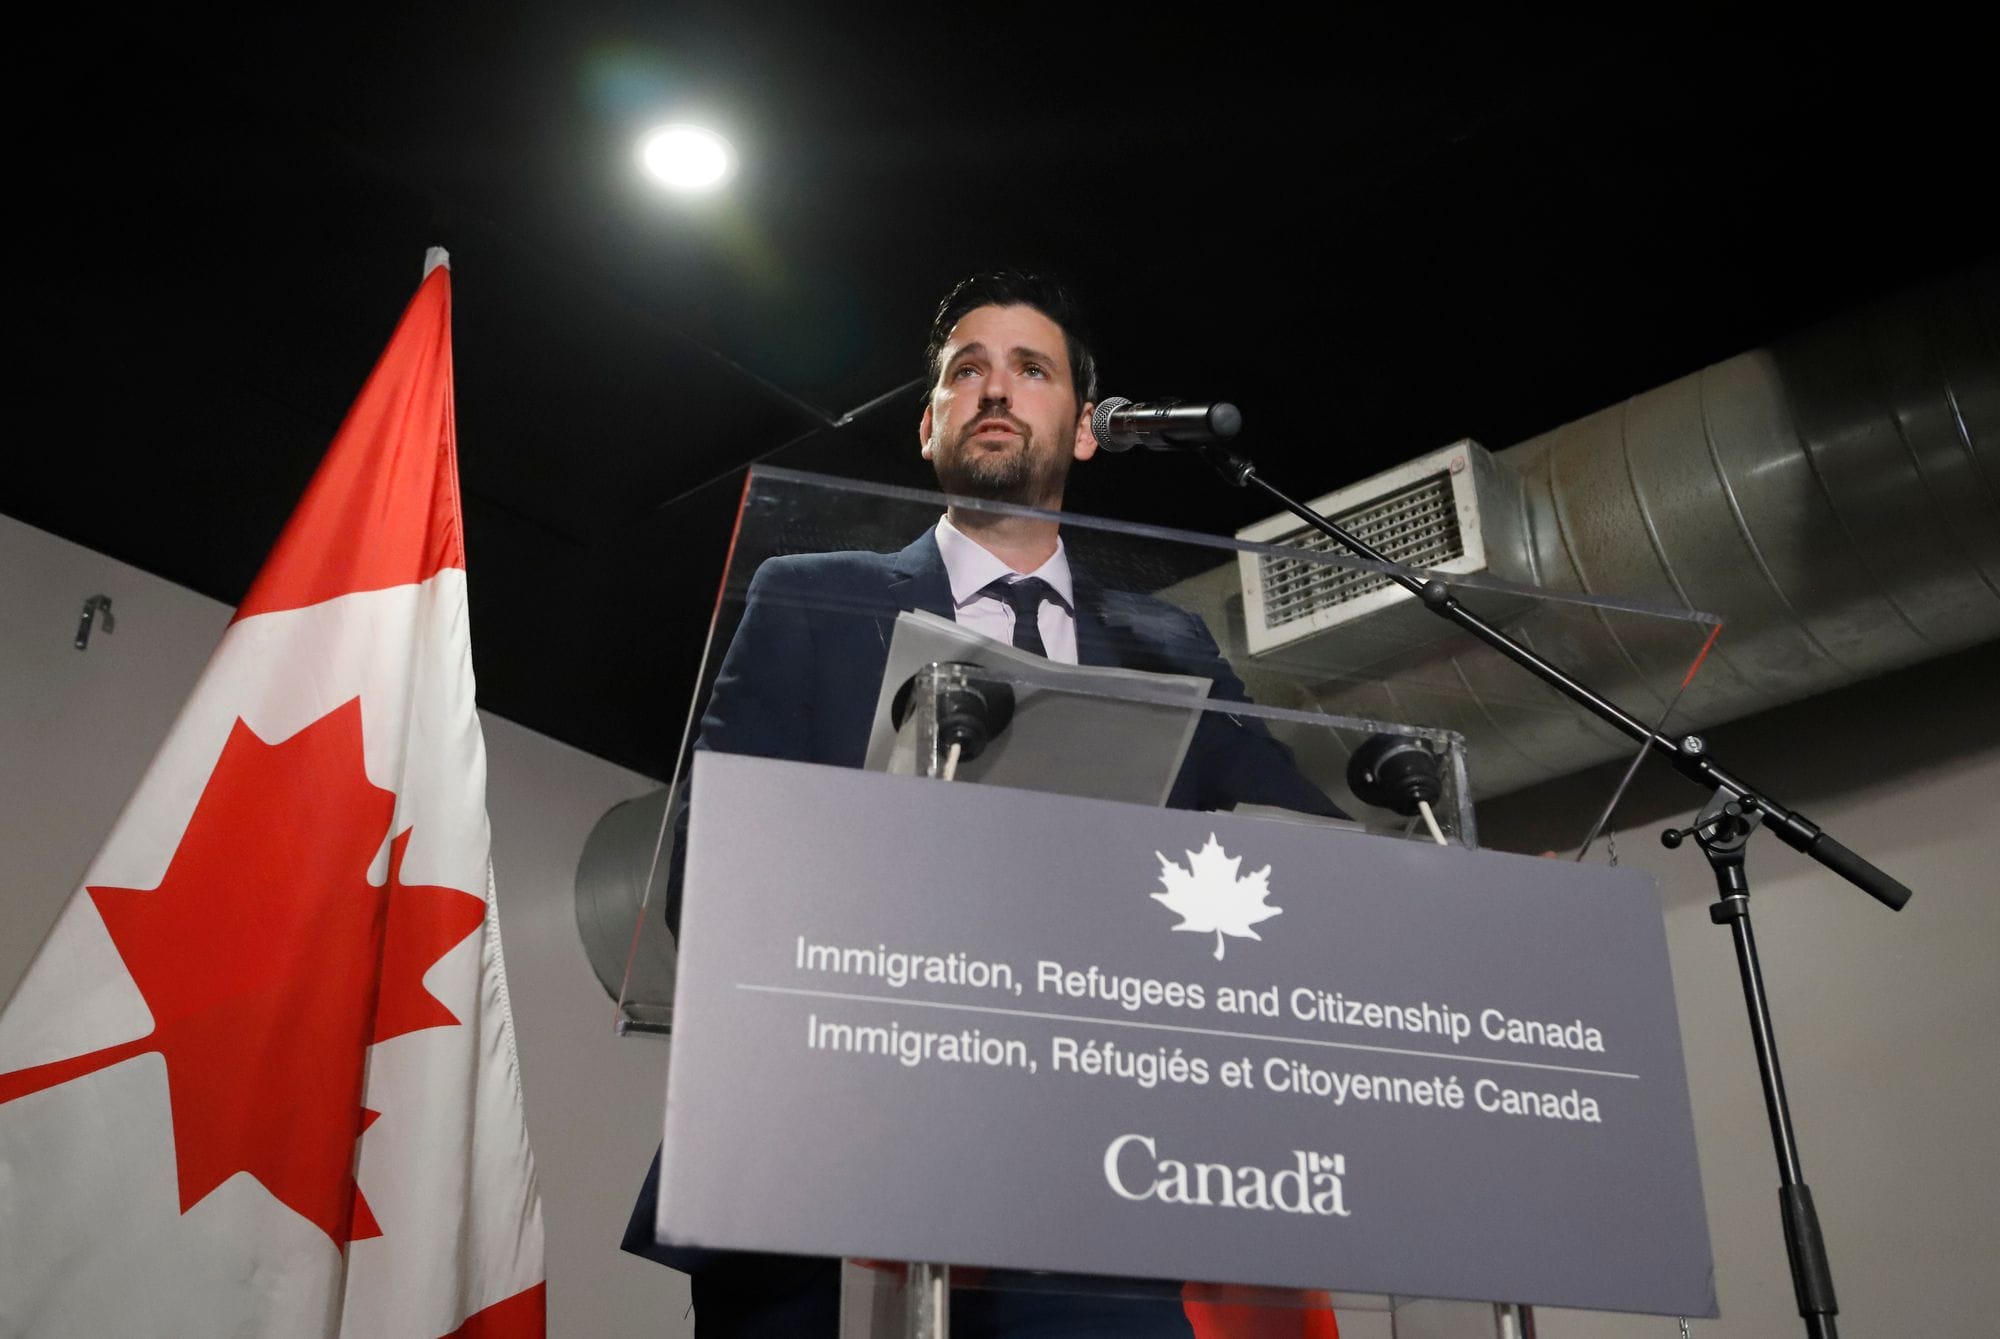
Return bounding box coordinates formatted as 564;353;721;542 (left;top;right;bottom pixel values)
7;510;1995;1337
0;514;690;1338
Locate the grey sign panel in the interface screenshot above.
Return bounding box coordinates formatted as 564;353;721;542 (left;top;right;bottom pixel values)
658;754;1717;1318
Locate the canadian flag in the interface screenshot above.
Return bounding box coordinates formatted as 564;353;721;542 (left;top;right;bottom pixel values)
0;252;547;1337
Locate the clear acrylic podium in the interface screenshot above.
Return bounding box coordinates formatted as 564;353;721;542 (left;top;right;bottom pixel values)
619;467;1722;1337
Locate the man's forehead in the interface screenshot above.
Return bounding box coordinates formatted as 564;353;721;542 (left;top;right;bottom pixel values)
943;303;1066;358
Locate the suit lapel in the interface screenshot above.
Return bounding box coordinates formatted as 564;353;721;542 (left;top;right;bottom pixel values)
886;530;956;620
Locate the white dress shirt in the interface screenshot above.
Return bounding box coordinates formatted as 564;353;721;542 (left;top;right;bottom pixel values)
932;515;1079;664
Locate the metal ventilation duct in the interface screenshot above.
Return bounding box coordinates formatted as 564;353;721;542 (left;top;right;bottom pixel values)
1275;262;2000;798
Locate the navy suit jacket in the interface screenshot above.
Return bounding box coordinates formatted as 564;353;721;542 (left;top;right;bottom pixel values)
625;531;1338;1322
694;530;1336;811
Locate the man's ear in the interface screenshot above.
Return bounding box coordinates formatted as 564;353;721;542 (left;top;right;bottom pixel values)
919;401;935;460
1072;401;1099;463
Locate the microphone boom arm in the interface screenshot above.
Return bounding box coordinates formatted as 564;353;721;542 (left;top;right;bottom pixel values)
1194;435;1902;1339
1196;440;1910;911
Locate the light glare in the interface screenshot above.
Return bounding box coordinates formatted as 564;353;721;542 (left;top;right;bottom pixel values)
639;124;733;191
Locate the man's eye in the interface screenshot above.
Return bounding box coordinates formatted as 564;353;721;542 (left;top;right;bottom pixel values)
952;364;980;378
1022;363;1047;378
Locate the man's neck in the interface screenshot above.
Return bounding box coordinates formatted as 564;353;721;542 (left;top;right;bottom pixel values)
945;505;1062;574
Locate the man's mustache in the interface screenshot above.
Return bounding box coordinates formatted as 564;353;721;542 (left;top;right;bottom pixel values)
954;410;1032;449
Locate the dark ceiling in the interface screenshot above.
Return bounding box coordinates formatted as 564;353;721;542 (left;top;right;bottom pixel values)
12;8;1991;779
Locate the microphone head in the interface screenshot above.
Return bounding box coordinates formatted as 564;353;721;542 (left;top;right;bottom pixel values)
1089;396;1134;452
1207;402;1243;440
1346;733;1443;817
890;662;1017;764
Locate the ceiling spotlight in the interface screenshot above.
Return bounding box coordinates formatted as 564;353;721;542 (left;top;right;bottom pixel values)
638;124;734;191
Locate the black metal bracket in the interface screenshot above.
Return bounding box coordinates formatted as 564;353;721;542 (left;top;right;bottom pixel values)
74;594;115;651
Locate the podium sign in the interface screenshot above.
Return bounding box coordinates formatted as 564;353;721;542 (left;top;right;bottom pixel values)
658;753;1717;1318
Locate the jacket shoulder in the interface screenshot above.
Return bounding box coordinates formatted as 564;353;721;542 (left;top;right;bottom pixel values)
745;548;902;595
1096;587;1215;647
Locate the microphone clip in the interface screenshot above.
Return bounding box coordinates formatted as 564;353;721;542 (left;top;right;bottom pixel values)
1660;793;1762;851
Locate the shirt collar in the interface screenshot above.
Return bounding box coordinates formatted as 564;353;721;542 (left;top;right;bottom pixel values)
934;514;1075;612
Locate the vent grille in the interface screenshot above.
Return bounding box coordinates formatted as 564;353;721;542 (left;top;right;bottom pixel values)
1257;473;1464;627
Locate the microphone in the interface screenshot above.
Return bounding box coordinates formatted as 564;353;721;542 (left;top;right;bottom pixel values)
1091;397;1242;452
890;662;1017;765
1345;734;1444;818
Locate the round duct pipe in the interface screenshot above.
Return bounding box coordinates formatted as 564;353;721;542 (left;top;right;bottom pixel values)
1312;262;1999;799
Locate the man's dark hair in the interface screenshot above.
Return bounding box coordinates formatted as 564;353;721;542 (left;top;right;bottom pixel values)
923;270;1099;406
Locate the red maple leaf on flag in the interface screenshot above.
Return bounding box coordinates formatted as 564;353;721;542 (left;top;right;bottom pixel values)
0;698;485;1248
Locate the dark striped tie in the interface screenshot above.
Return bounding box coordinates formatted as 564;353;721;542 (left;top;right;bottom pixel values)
986;576;1057;657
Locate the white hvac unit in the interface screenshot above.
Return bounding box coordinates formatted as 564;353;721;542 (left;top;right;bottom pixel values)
1235;440;1534;672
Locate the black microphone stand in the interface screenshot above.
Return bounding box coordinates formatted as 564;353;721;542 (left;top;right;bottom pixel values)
1196;441;1911;1339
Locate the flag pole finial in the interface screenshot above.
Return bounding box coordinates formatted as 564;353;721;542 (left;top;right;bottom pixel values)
423;247;451;277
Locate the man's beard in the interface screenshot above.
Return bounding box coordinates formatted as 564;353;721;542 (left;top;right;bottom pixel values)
931;418;1068;505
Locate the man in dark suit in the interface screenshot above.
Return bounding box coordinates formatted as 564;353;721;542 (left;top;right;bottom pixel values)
626;272;1339;1337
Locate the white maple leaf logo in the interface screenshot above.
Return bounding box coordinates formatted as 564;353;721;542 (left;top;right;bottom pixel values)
1150;834;1282;961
